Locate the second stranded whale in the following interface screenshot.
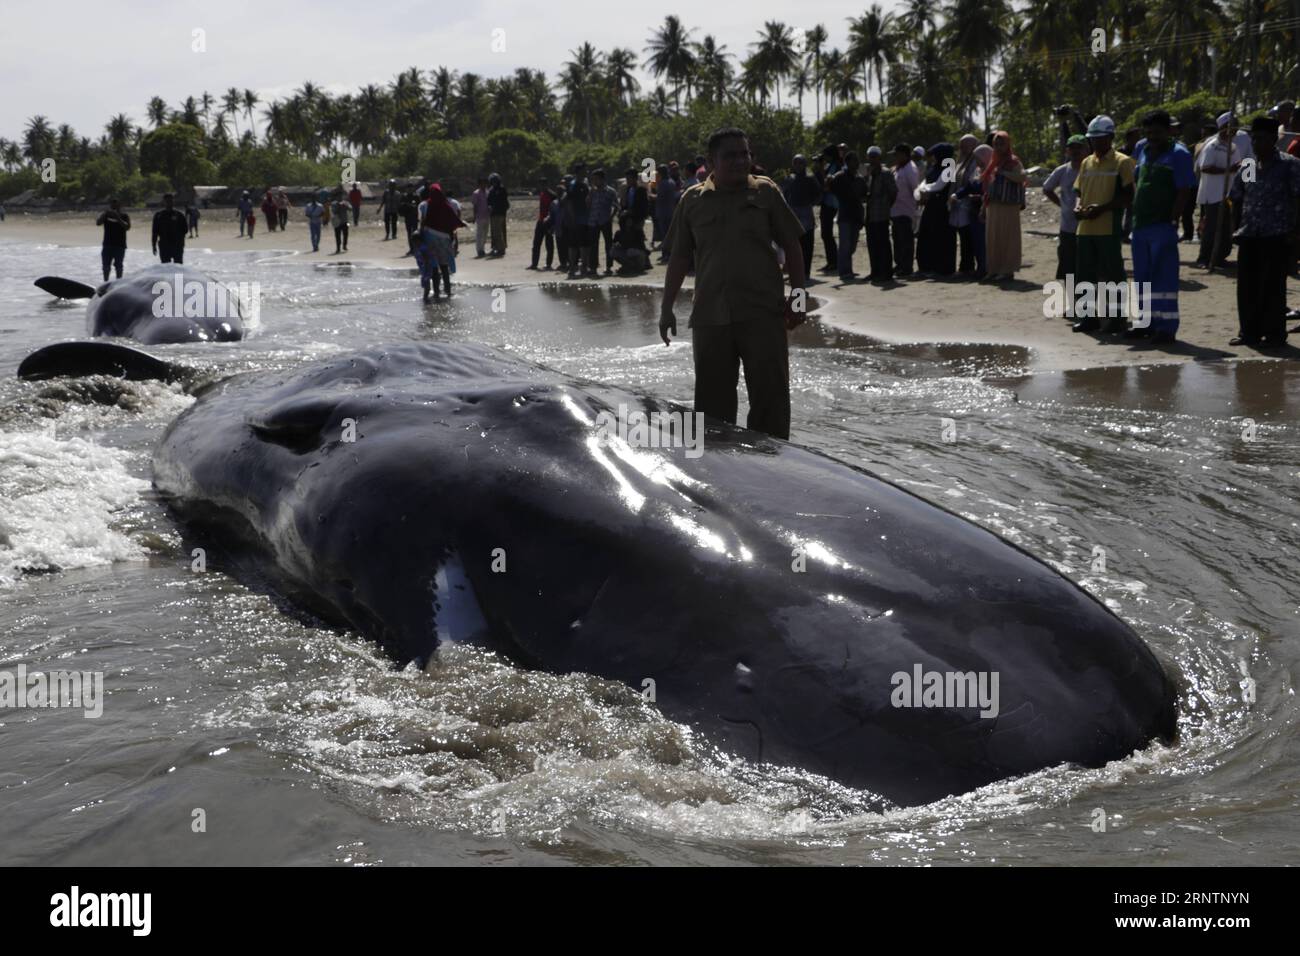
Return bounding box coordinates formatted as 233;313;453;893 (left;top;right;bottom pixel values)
150;341;1178;806
35;264;245;345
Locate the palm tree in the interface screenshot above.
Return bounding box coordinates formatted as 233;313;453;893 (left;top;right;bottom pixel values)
606;48;640;105
737;56;770;104
645;15;697;110
900;0;938;34
454;73;484;132
242;89;260;142
105;113;133;147
693;36;735;103
648;85;673;118
820;48;846;110
429;67;457;124
942;0;1012;131
261;101;286;147
485;77;525;129
22;116;54;162
146;97;168;128
805;25;829;120
222;88;242;137
751;21;800;108
389;68;424;138
1;139;22;172
906;29;951;112
561;44;605;140
790;63;813;118
847;5;901;104
514;68;555;131
352;85;391;155
199;91;215;134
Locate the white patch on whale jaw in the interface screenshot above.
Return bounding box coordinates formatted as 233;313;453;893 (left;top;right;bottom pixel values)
430;552;490;651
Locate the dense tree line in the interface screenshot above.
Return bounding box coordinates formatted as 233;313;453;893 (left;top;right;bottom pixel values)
2;5;1295;201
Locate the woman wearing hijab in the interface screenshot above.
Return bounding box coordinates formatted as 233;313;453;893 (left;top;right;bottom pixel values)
915;143;956;276
949;134;981;275
980;130;1027;281
415;184;466;302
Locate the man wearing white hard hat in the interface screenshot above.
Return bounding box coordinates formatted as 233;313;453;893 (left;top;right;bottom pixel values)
1071;115;1136;334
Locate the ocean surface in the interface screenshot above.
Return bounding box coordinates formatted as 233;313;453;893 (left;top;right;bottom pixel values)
0;238;1295;865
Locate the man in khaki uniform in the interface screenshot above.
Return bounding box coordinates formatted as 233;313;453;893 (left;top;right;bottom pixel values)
659;127;809;440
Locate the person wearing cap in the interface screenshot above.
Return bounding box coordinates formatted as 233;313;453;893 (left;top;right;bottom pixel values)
236;190;253;237
378;179;401;241
890;144;920;278
1128;109;1195;343
658;126;809;440
1195;114;1241;268
863;146;898;283
1043;135;1088;282
1228;115;1300;347
303;190;327;252
152;193;188;263
96;198;130;281
1071;114;1135;333
781;154;820;278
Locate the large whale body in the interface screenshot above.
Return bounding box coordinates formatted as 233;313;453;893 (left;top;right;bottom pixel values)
152;342;1178;805
36;264;244;344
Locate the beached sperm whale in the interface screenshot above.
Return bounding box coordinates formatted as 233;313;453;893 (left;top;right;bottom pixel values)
35;264;244;344
151;342;1178;805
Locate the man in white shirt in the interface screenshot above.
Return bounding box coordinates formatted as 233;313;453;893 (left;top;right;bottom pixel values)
1043;134;1087;280
890;144;920;277
1196;114;1241;267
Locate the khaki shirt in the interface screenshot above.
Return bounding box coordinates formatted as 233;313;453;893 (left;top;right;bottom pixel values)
666;174;806;325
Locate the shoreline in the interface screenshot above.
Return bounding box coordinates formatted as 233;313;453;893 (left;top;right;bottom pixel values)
3;201;1297;373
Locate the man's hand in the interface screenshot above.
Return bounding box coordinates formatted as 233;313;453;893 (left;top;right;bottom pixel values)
659;306;677;345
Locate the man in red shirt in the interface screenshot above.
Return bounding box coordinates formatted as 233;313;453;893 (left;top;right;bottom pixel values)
528;177;556;270
348;183;363;226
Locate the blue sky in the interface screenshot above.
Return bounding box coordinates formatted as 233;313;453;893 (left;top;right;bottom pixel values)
3;0;894;142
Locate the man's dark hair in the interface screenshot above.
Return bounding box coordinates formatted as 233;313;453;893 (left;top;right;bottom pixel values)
1142;109;1172;128
892;143;910;155
1250;114;1278;135
592;167;605;178
707;126;749;157
624;167;637;178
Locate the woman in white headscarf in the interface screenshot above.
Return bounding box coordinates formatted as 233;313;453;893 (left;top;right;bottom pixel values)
948;134;982;276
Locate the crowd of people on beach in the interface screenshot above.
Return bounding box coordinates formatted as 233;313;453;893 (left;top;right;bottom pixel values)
84;100;1300;345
